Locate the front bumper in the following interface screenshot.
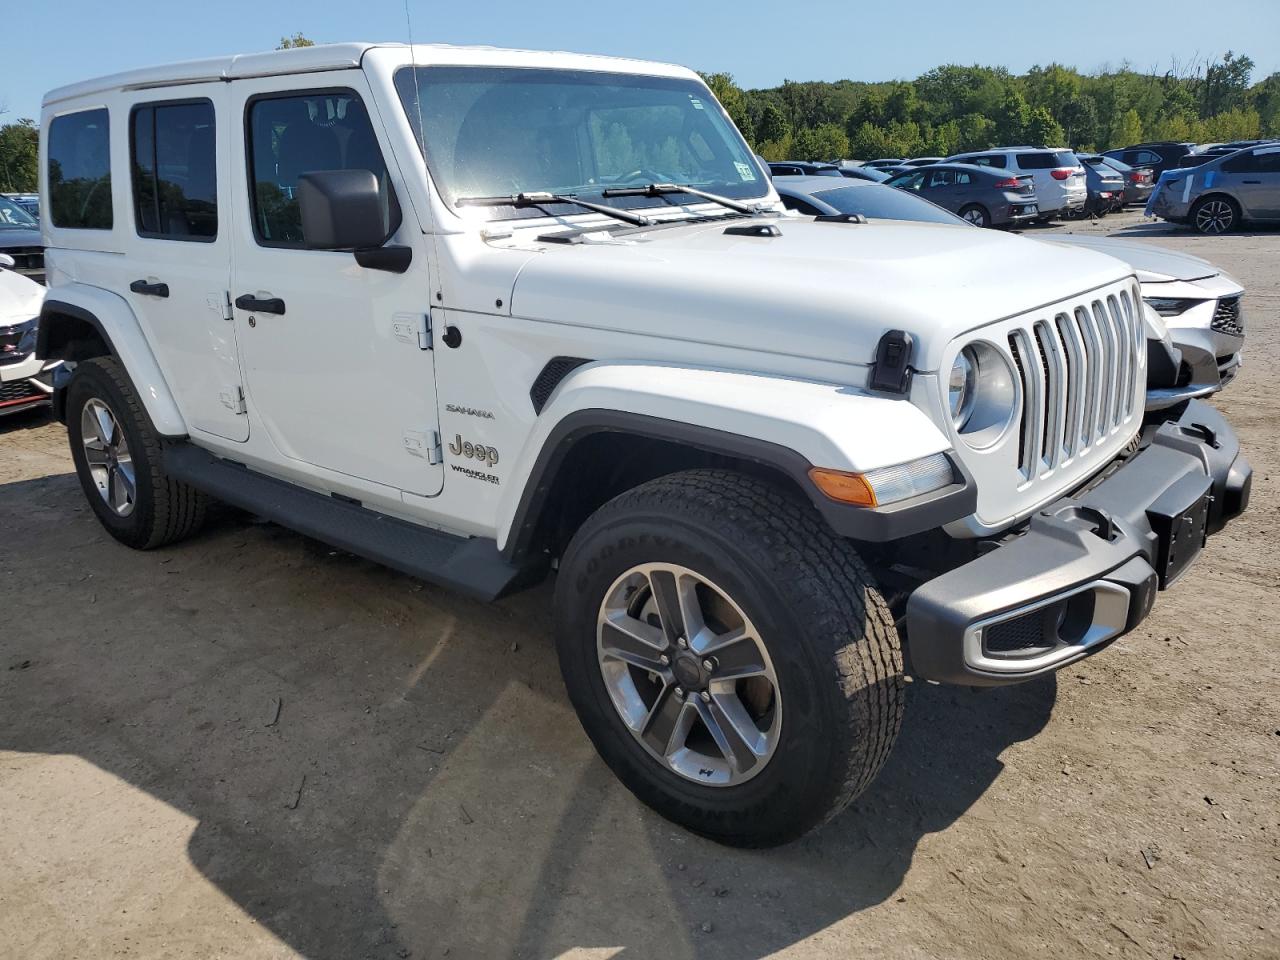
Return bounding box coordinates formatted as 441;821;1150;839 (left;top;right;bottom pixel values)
906;400;1250;685
0;352;59;415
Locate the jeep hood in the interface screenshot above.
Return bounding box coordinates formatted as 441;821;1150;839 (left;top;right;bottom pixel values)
1043;234;1218;283
0;267;44;327
507;217;1134;372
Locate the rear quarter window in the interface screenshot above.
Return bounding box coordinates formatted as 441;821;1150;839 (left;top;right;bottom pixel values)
48;108;113;229
1015;151;1075;170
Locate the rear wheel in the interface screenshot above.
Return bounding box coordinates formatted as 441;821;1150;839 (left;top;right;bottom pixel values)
959;204;990;228
554;469;904;846
66;357;208;549
1191;195;1239;234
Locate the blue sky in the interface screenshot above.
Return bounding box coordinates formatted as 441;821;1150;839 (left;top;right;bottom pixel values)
6;0;1279;121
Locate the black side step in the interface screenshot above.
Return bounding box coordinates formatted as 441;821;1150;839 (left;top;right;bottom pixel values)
163;443;540;601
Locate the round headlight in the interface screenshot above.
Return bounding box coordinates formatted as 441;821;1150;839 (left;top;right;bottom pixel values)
948;347;977;428
947;341;1018;447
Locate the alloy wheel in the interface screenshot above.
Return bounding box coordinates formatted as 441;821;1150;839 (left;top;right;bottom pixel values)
1195;199;1235;234
596;563;781;786
81;397;136;517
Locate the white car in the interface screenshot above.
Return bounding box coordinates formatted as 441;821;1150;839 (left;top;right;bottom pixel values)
946;147;1087;219
36;43;1251;846
0;254;56;416
1047;235;1245;401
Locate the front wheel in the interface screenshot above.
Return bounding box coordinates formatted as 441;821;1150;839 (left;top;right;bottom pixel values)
554;469;904;846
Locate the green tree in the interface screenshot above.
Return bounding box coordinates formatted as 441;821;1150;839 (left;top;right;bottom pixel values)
1025;107;1065;146
1202;51;1253;116
1110;108;1144;149
0;119;39;193
956;113;996;152
848;121;890;160
792;123;850;161
995;89;1030;144
755;102;790;146
1026;63;1082;118
1059;95;1099;148
1202;107;1262;141
277;33;315;49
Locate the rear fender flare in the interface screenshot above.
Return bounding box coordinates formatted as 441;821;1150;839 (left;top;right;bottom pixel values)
38;283;187;436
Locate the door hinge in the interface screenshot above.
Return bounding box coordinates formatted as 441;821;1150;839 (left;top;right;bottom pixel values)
393;312;433;350
220;384;247;415
403;429;443;464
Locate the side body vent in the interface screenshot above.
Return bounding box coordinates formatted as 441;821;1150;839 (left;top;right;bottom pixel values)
530;357;592;414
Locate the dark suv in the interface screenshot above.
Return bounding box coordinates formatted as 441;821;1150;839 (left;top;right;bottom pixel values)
1103;142;1195;180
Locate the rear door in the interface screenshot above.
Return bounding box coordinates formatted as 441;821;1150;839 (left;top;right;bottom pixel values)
119;86;247;442
922;168;961;211
1219;147;1280;219
227;72;444;497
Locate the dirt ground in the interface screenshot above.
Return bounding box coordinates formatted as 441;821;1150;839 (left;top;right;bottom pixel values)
1;209;1277;960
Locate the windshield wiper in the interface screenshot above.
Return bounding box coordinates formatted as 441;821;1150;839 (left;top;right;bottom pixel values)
455;192;654;227
600;183;763;216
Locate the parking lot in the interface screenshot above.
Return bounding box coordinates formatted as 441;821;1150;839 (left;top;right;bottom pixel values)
1;209;1277;960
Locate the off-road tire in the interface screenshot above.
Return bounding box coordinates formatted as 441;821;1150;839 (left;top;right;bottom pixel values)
554;468;905;847
66;357;208;549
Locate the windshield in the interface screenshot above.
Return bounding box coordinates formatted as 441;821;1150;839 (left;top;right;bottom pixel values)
394;66;767;219
812;184;965;225
0;196;38;229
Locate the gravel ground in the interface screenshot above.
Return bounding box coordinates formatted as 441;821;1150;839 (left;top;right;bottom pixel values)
1;209;1277;960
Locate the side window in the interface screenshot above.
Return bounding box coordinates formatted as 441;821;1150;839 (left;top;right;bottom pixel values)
926;169;954;188
246;90;396;247
131;100;217;241
954;170;972;185
780;195;821;216
895;172;926;191
969;155;999;168
47;108;113;229
1221;150;1280;174
1138;151;1162;166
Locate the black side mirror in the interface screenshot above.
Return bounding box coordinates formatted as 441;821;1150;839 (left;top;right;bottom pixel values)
298;169;389;250
297;170;412;273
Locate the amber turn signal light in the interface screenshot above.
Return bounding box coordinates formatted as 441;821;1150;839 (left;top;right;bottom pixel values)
808;467;878;507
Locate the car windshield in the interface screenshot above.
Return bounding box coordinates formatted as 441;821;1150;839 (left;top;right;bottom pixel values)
394;66;767;220
812;184;965;225
0;196;38;229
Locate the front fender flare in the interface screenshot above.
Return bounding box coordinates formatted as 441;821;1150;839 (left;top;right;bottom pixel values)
39;284;187;437
498;362;975;557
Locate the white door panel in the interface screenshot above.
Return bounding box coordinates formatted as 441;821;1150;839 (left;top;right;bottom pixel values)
118;85;247;442
227;71;443;497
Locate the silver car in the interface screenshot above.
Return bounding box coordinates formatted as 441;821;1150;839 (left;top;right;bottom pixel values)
1146;143;1280;234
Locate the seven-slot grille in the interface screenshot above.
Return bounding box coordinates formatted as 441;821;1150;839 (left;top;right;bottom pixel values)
1005;288;1142;482
1210;295;1243;336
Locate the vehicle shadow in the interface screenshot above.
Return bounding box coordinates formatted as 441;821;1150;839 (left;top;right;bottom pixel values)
0;404;52;434
0;474;1057;960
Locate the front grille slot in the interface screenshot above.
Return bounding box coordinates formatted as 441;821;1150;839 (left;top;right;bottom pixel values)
1004;284;1142;485
1210;295;1243;336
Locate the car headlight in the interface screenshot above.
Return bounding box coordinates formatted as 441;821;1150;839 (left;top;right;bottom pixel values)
949;347;977;427
1145;297;1202;317
1;317;38;360
948;341;1018;446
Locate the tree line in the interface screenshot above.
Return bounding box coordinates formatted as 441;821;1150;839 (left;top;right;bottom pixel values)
703;51;1279;161
4;50;1278;192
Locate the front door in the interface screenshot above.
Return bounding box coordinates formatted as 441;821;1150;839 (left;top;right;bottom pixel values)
1222;147;1280;219
119;84;247;442
227;74;443;496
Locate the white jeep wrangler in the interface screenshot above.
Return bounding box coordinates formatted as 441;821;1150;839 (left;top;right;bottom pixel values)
38;43;1251;846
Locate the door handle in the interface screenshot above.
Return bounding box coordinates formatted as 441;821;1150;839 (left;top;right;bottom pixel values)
129;279;170;298
234;294;286;315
